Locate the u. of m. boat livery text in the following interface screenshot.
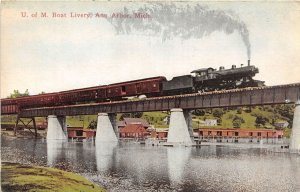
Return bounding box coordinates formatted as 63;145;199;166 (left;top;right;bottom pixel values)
20;11;151;19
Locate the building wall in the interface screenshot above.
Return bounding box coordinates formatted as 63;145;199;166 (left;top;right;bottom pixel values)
198;128;283;138
67;128;96;139
119;124;149;138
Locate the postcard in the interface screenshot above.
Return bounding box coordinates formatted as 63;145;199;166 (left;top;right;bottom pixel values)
1;1;300;192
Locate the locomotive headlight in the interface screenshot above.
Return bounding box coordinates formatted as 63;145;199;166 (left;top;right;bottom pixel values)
285;99;291;103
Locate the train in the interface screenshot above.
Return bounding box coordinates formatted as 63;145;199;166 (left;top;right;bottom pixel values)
1;60;264;114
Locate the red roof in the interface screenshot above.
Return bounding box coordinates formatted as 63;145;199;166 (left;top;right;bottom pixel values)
123;118;150;127
119;124;147;133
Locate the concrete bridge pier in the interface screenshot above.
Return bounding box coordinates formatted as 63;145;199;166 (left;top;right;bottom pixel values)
96;113;118;143
109;113;119;139
290;101;300;153
183;109;195;142
166;108;194;146
46;115;67;140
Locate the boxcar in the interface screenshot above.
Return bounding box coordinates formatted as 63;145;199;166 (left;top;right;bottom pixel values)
107;76;166;99
1;76;167;110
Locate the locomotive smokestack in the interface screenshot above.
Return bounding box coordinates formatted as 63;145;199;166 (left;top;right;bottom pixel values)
248;60;250;66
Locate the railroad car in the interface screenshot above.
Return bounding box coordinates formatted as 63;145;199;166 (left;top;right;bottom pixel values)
1;76;166;112
1;98;19;114
0;60;264;113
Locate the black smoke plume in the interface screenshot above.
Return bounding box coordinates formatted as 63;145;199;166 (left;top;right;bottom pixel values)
108;3;251;59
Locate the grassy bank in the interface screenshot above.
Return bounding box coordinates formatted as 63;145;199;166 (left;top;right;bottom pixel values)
1;162;105;192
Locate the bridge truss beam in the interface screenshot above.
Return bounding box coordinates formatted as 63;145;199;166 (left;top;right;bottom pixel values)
19;83;300;118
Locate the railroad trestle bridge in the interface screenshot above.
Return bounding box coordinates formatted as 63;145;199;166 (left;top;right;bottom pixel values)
19;83;300;117
3;83;300;152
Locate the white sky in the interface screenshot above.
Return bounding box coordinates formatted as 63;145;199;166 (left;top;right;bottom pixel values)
1;1;300;98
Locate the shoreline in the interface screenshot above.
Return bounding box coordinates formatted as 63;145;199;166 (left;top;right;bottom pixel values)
1;161;105;192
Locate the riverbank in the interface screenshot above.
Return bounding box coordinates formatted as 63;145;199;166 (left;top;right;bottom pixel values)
1;129;47;139
1;162;105;192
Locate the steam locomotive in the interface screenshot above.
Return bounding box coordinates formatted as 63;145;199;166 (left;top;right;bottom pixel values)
163;60;264;94
1;60;264;113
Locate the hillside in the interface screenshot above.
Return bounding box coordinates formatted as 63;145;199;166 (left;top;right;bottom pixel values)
1;104;294;137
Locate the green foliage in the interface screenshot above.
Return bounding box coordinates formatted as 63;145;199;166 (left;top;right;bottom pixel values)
228;114;234;119
1;162;105;192
244;106;252;113
275;104;294;127
192;109;205;116
119;112;143;120
66;115;97;128
8;89;29;98
255;115;268;127
212;108;224;118
237;107;242;114
283;128;292;138
131;112;143;118
142;111;169;128
88;120;97;129
232;115;245;128
264;106;274;113
119;113;130;121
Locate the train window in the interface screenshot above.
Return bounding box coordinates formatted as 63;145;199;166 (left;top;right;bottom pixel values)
121;86;126;92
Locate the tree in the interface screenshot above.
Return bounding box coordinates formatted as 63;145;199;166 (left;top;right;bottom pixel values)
131;112;143;118
275;104;294;127
88;120;97;129
232;116;245;128
255;115;268;127
212;109;224;118
8;89;29;98
192;109;205;116
232;119;242;128
119;113;131;121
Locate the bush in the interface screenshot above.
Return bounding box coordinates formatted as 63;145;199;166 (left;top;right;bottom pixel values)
212;109;224;118
255;115;268;127
88;120;97;129
237;107;242;114
193;109;205;116
232;116;245;128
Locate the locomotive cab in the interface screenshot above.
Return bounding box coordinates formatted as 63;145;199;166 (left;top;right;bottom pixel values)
191;68;215;77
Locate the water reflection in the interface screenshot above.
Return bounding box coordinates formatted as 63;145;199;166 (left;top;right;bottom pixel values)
167;147;191;186
2;136;300;192
47;140;67;166
95;142;118;173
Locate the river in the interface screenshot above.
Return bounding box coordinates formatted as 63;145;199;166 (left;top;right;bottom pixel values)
1;136;300;192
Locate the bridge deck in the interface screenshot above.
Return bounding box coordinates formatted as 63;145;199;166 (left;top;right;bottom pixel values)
17;83;300;117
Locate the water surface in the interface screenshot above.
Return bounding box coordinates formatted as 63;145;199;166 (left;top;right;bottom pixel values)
1;136;300;192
